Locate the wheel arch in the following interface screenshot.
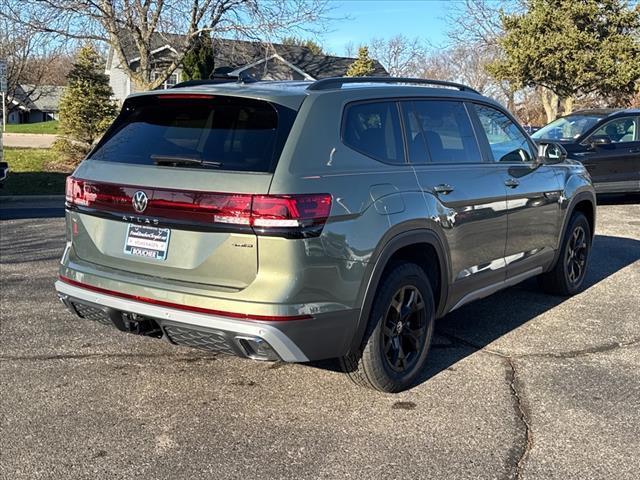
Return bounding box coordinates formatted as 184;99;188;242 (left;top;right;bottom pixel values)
347;226;450;356
550;190;596;270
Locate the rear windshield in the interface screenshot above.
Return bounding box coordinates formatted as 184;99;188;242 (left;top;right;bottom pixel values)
89;95;297;172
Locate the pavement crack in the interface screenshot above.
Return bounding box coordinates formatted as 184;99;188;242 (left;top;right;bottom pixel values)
438;331;533;480
505;356;533;480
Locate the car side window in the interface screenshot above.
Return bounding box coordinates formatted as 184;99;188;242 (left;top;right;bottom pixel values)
400;102;430;164
589;117;637;144
473;104;535;163
343;101;405;164
410;100;481;164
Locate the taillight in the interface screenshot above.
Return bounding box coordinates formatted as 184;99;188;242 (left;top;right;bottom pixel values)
252;194;331;228
66;177;332;237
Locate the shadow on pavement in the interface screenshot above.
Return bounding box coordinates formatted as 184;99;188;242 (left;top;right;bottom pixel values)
0;171;66;198
312;234;640;387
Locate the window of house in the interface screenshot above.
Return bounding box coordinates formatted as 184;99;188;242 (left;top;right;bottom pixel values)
152;71;179;90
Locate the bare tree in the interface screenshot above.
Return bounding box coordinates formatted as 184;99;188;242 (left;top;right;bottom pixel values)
0;16;70;116
368;35;428;77
446;0;523;47
445;0;526;111
343;41;356;58
1;0;332;92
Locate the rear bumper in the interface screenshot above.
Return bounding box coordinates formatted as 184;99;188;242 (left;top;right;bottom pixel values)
55;280;358;362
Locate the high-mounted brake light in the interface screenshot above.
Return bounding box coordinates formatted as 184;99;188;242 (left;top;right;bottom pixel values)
157;94;214;100
66;177;332;237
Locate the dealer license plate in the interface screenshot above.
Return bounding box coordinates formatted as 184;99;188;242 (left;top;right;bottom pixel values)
124;224;171;261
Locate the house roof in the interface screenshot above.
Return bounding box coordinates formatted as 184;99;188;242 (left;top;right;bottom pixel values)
115;34;388;79
11;85;65;112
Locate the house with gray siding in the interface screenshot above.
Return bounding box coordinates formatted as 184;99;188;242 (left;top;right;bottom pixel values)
106;35;388;104
8;85;64;124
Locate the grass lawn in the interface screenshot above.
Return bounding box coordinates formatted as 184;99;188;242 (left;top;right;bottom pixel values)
5;121;60;135
1;147;70;196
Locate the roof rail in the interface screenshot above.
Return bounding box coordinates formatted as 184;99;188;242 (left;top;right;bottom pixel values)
306;76;481;94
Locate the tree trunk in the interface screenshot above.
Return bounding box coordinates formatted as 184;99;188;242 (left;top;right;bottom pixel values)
540;87;559;123
561;96;574;116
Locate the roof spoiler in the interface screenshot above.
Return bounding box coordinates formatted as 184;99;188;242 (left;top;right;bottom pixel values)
306;76;481;94
172;72;258;89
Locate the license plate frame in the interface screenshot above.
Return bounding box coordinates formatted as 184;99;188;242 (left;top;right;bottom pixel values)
124;224;171;261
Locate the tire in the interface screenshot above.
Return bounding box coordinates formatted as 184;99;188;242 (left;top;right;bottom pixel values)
538;212;592;296
340;262;435;393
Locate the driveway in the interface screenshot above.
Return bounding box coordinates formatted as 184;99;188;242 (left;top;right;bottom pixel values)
1;200;639;479
2;132;57;148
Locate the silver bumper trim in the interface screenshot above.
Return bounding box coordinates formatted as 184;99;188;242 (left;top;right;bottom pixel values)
55;280;309;362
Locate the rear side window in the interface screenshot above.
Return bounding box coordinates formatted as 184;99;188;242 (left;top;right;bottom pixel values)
473;104;535;162
343;101;405;164
89;95;296;172
410;100;481;163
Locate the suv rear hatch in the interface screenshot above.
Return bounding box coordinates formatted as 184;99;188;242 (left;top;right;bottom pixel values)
66;92;327;290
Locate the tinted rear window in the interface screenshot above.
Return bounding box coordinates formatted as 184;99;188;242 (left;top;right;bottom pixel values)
343;101;405;164
89;95;296;172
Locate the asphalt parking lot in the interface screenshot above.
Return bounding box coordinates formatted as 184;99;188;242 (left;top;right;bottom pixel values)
1;198;639;480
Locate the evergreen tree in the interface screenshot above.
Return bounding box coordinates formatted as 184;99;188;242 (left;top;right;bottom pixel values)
182;34;216;80
488;0;640;120
281;36;324;55
55;45;117;162
346;46;376;77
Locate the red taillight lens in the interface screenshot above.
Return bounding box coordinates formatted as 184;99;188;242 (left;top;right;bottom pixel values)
66;177;332;236
252;194;332;228
151;190;253;224
66;176;85;205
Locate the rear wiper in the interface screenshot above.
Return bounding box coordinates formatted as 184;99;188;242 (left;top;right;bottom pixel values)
151;155;222;168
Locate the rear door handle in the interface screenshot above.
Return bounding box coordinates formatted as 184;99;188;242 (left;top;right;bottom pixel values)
505;178;520;188
629;148;640;153
433;184;454;195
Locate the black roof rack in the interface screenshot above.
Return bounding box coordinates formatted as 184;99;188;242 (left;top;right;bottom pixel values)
306;76;481;95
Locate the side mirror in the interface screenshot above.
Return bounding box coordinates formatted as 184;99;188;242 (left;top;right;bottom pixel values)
588;136;611;149
536;142;567;164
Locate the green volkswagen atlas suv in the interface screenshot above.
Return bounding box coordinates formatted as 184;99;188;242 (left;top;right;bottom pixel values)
56;77;596;392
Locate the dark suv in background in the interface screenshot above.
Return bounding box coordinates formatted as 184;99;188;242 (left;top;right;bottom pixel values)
533;109;640;194
56;77;596;392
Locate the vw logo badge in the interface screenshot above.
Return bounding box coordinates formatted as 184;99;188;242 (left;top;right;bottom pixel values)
132;191;148;213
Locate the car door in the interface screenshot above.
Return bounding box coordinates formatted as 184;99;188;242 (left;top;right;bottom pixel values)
470;103;563;280
400;99;509;307
578;116;640;193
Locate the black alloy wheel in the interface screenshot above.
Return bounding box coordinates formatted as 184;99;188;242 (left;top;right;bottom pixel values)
538;211;591;296
340;262;435;393
565;224;588;286
381;285;428;373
